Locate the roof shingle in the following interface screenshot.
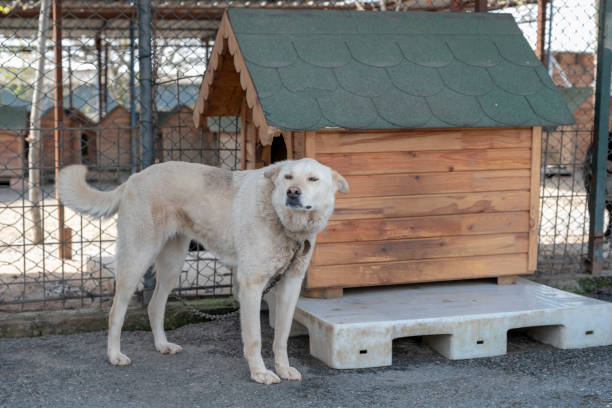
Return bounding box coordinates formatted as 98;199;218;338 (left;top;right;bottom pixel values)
227;8;575;130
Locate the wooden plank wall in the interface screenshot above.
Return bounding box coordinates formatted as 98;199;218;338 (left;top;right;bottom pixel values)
305;127;535;289
0;131;23;181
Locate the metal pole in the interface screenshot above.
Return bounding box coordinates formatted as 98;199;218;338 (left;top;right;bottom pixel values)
96;34;103;121
138;0;155;303
474;0;487;12
546;0;554;75
129;6;138;174
53;0;69;260
536;0;547;62
138;0;154;169
588;0;612;274
67;46;73;108
104;40;109;115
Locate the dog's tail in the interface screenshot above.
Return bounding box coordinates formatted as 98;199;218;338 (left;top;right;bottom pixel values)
57;165;125;218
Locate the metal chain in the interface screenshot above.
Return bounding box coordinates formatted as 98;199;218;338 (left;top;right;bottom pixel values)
172;240;302;320
173;294;241;320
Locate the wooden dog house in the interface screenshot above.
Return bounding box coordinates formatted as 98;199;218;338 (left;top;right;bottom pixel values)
158;105;220;166
97;105;136;175
0;106;27;186
41;106;97;175
193;9;575;297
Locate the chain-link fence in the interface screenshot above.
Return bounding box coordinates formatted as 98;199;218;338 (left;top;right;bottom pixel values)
500;0;602;274
0;0;606;311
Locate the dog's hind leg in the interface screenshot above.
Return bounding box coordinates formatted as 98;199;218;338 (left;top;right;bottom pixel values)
148;234;190;355
107;242;158;366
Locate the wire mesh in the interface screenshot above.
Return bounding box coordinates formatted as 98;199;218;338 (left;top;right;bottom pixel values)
0;0;605;311
496;0;601;274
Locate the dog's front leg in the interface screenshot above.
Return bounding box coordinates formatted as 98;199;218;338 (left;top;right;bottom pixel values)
238;274;280;385
272;272;305;381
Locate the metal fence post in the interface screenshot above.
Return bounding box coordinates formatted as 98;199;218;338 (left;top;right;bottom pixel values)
474;0;487;12
130;2;138;174
588;0;612;274
138;0;156;303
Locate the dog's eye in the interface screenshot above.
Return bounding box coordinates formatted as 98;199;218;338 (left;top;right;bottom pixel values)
284;174;293;180
308;177;319;182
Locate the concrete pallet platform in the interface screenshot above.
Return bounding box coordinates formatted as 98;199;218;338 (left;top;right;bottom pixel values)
267;278;612;369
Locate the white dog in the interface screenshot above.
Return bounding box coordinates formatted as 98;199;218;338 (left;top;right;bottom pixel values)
57;158;348;384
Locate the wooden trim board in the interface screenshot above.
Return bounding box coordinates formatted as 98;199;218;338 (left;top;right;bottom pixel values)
193;12;276;143
317;149;532;175
528;127;542;272
313;127;532;154
305;254;529;289
313;233;528;265
343;170;530;198
318;211;530;243
305;131;316;158
240;99;247;169
332;191;530;220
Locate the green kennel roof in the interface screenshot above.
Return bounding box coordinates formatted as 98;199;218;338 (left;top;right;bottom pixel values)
227;8;576;130
0;106;28;130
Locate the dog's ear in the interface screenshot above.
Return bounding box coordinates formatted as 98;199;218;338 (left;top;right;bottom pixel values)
264;166;281;181
332;170;349;194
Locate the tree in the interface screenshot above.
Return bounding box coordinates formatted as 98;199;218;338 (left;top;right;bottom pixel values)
28;0;51;244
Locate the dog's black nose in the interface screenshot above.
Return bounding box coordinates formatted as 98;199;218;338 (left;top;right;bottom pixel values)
287;186;301;199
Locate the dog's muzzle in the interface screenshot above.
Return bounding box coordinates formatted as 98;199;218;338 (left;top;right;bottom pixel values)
286;197;303;208
286;186;304;209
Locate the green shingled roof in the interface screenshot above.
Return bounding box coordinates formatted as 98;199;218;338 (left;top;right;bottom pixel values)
227;8;575;130
0;106;28;130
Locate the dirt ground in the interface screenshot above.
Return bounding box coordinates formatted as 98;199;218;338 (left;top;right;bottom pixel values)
1;311;612;408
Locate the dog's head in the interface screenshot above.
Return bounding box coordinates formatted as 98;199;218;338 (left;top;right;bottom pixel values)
264;158;348;234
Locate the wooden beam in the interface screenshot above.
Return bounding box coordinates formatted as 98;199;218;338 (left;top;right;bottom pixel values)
306;254;528;289
332;191;530;221
313;233;528;265
497;275;517;285
301;287;343;299
528;127;542;272
1;3;464;21
318;212;530;243
284;132;294;160
53;0;69;259
240;99;247;170
305;131;316;159
316;149;532;176
342;169;531;198
313;128;533;154
245;104;257;169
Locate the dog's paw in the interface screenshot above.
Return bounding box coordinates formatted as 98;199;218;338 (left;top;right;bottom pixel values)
251;369;281;385
275;365;302;381
107;351;132;366
155;342;183;355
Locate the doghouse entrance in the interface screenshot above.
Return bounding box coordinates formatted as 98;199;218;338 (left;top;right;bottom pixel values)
256;134;287;168
270;135;287;163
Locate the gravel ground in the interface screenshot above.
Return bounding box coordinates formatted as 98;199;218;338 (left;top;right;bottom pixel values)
1;312;612;408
